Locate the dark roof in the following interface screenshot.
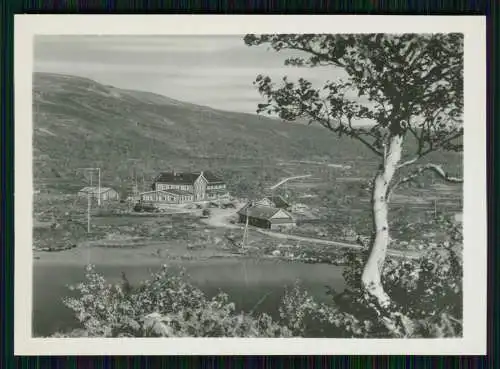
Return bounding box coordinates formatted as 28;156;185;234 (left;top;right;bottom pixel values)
265;195;290;208
155;172;199;185
237;203;293;221
141;189;193;196
154;171;224;185
79;186;115;194
202;171;225;183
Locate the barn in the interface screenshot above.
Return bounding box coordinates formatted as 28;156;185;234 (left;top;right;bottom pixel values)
78;187;120;201
237;203;295;230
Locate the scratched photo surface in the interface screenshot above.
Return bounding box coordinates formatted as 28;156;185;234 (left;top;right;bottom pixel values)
32;34;463;339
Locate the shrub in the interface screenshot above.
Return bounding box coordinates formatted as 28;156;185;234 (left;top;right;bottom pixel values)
61;265;292;337
329;215;463;338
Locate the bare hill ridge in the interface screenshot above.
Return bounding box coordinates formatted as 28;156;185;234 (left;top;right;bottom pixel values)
33;72;460;193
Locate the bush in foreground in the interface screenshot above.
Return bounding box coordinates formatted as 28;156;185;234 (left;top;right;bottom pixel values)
331;215;463;338
58;265;294;337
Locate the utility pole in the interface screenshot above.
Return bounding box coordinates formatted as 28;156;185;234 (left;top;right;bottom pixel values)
242;201;252;248
97;168;101;206
79;167;101;205
88;171;93;233
241;176;310;247
127;159;141;208
78;167;100;233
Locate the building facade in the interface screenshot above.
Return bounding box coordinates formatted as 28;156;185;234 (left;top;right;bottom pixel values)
143;170;229;204
237;203;295;230
139;189;194;204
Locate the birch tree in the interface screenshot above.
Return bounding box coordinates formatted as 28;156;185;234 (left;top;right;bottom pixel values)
244;34;463;315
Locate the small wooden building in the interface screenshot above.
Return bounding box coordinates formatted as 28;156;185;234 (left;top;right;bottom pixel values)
237;203;295;230
255;195;290;210
78;187;120;201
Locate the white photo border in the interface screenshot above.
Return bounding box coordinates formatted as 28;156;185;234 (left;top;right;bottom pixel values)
14;14;487;355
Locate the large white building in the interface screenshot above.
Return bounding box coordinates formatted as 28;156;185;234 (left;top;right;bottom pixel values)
140;170;229;205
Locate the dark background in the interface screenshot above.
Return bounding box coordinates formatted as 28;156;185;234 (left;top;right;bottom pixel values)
0;0;496;367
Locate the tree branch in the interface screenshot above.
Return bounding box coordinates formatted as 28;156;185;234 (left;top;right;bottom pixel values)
396;156;421;170
387;163;463;200
304;105;384;158
397;130;463;170
422;164;463;182
280;45;346;68
352;133;384;158
346;117;384;157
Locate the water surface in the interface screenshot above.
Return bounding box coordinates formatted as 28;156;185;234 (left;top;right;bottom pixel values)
33;258;345;337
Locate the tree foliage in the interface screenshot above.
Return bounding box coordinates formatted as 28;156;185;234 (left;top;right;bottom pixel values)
244;32;464;323
244;33;463;170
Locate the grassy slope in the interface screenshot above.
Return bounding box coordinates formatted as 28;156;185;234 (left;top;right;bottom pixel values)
33;72;462;198
33;73;347;189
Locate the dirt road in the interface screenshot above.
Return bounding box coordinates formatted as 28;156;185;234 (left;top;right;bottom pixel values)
203;207;420;260
254;228;419;259
201;206;241;229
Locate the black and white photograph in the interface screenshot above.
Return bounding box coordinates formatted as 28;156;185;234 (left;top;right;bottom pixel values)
14;15;486;355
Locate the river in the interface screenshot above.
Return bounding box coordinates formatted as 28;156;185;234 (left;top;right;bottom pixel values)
33;258;345;337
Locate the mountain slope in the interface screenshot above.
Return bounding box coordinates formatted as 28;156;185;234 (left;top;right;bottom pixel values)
32;73;461;194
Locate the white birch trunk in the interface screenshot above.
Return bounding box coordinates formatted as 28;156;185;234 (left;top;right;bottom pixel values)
361;134;403;308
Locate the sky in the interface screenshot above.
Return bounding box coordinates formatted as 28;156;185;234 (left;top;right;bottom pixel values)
33;35;341;115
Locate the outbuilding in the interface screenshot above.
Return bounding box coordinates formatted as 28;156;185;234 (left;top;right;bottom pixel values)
78;186;120;201
237;203;295;230
254;195;291;210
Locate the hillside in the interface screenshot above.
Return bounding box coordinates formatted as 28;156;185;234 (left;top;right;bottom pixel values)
33;73;462;196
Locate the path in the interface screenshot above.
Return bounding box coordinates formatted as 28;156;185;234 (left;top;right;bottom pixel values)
268;175;313;190
201;207;241;229
203;207;420;260
254;229;420;259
